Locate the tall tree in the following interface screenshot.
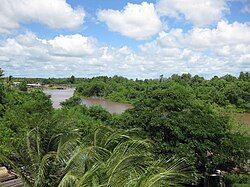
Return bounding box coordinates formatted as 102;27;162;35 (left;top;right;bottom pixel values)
68;75;75;84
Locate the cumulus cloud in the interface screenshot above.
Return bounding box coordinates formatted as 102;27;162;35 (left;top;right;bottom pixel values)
0;23;249;79
154;21;250;49
156;0;228;26
139;20;250;76
97;2;162;40
0;0;85;33
48;34;98;57
0;32;146;78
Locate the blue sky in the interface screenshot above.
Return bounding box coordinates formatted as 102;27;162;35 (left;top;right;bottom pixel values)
23;0;158;49
0;0;249;78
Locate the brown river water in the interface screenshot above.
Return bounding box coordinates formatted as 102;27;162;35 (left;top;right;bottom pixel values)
43;88;250;122
43;88;133;114
43;88;75;108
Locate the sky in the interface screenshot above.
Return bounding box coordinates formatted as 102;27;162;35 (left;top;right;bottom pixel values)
0;0;249;79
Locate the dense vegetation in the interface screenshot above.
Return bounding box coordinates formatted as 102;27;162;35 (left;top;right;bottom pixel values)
0;69;249;186
75;73;250;112
0;73;191;186
75;73;250;184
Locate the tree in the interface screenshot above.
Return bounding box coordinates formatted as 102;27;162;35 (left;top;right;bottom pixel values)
239;72;250;81
159;74;163;82
19;81;28;91
61;96;81;108
181;73;192;83
0;68;4;77
0;88;53;157
0;84;6;117
68;75;75;84
1;127;191;187
7;75;13;83
87;105;112;122
113;82;249;182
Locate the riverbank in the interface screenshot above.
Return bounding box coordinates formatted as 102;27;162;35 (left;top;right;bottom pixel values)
235;113;250;126
80;96;133;114
43;88;75;108
43;88;133;114
234;113;250;134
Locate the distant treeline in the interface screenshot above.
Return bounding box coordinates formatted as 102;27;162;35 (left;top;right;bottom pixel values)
5;72;250;111
74;72;250;112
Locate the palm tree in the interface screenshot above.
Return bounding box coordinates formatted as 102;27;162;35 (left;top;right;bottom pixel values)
1;126;191;187
1;127;81;186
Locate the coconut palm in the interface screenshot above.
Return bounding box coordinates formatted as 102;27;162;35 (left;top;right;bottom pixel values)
1;126;191;187
0;127;81;187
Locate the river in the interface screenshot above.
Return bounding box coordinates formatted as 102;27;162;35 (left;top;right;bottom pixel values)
43;88;75;108
80;97;133;114
43;88;250;122
43;88;133;114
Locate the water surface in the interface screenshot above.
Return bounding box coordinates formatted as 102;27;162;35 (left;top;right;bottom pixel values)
43;88;74;108
81;97;133;114
43;88;133;114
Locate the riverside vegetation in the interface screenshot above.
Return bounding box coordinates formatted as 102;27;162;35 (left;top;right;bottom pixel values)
0;68;249;186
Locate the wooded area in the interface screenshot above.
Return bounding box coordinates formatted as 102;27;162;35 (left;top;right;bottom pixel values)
0;69;249;186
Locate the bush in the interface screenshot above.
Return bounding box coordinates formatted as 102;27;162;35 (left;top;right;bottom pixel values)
61;96;81;108
87;105;112;122
224;173;250;187
19;81;27;91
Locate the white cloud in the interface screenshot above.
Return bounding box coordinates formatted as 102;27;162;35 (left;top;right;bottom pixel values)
0;32;145;78
0;32;99;61
0;0;85;33
48;34;97;57
155;21;250;49
97;2;162;40
156;0;228;26
0;21;249;79
138;20;250;76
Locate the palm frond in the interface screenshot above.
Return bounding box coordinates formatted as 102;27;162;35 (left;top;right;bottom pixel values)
76;163;101;187
58;171;79;187
26;128;40;166
34;152;56;187
135;158;191;187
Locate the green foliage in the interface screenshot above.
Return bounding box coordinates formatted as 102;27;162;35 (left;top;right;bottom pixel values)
87;105;112;122
51;105;102;136
74;73;250;112
0;83;7;116
19;81;28;91
8;75;13;82
0;68;4;77
224;173;250;187
9;72;249;112
77;81;106;97
1;126;191;187
61;96;81;108
68;75;75;84
109;81;249;183
74;73;249;183
0;88;53;157
239;72;250;82
0;72;249;186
